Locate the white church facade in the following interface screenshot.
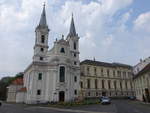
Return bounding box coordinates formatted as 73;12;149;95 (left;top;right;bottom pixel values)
11;5;80;104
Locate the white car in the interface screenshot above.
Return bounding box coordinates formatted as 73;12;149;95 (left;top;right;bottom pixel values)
101;97;111;104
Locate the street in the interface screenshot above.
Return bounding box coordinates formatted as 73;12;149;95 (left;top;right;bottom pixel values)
0;100;150;113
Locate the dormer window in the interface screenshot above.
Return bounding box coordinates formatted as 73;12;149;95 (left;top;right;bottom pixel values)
60;48;65;53
74;42;76;50
41;35;45;43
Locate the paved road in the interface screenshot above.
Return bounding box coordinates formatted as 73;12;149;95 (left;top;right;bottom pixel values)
0;100;150;113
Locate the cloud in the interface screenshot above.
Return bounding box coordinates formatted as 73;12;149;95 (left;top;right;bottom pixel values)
1;0;150;78
133;11;150;32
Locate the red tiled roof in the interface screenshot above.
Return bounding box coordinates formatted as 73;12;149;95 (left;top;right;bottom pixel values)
18;87;27;92
11;78;23;85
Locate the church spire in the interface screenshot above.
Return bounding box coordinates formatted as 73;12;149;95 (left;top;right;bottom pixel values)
39;3;47;26
68;13;77;37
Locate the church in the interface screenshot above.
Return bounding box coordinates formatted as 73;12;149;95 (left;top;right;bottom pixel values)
7;4;138;104
7;5;80;104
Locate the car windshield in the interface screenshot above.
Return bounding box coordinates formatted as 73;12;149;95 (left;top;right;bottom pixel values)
103;97;109;99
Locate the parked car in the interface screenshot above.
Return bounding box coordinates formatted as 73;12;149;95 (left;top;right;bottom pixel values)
128;96;136;100
99;96;105;102
101;97;111;104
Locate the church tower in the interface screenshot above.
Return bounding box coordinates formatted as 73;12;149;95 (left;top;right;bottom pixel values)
67;14;80;66
33;4;49;62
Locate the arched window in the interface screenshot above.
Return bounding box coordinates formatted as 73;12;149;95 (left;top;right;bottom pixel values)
60;48;65;53
40;48;44;52
59;66;65;82
74;42;76;50
41;35;45;43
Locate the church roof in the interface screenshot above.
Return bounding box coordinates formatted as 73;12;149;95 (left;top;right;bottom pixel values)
68;14;77;37
11;78;23;85
81;60;132;69
39;4;47;27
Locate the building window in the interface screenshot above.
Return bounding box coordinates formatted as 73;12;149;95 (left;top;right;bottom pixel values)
107;69;109;77
120;82;122;90
74;61;77;65
102;80;105;89
101;69;103;76
108;80;111;89
113;70;115;77
74;90;77;95
40;48;44;52
40;57;43;61
87;79;90;89
94;67;97;75
123;72;126;78
87;67;90;74
74;76;77;82
74;42;76;50
115;92;117;96
59;66;65;82
114;81;117;90
37;90;41;95
128;72;131;78
41;35;45;43
88;92;90;96
38;73;42;80
60;48;65;53
125;82;128;89
130;82;133;89
74;53;76;57
117;71;121;77
96;92;98;96
95;79;98;89
80;82;83;88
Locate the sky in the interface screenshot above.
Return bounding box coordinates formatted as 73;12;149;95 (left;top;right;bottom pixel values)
0;0;150;78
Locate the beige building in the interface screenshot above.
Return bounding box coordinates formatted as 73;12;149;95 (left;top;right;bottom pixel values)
133;63;150;102
80;60;134;98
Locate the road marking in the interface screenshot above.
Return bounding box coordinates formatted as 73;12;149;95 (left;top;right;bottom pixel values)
25;106;114;113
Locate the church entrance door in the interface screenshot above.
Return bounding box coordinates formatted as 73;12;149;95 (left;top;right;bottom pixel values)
59;91;65;102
